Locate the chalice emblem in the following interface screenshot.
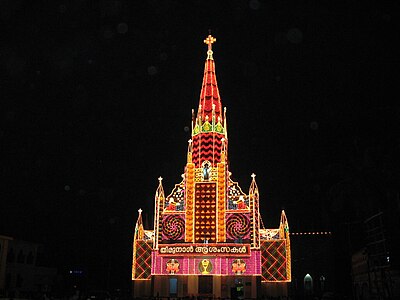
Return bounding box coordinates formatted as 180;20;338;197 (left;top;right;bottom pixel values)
199;259;212;274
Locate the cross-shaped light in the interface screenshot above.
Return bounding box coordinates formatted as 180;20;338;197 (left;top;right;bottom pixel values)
204;34;216;50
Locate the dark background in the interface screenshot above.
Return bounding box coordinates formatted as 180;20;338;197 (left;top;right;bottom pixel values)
1;0;398;293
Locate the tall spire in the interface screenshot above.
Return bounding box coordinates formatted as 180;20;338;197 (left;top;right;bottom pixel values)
190;34;226;168
196;34;223;125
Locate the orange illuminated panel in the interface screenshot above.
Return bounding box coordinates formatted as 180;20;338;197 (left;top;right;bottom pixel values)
185;163;195;242
194;182;217;243
217;162;226;242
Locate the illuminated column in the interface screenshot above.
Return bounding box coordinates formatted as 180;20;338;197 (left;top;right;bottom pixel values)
185;141;195;242
216;138;226;242
280;210;291;280
132;209;141;279
154;177;165;249
132;209;147;280
212;103;217;166
249;173;260;248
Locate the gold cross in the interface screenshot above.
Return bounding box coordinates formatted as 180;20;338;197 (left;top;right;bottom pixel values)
204;34;216;51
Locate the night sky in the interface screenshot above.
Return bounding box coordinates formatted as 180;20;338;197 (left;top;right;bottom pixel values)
1;0;398;291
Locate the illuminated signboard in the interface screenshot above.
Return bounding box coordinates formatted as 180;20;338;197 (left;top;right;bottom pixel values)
158;243;251;256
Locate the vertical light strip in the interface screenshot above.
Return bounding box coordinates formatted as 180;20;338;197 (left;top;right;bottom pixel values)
185;163;195;242
217;160;226;242
153;188;159;250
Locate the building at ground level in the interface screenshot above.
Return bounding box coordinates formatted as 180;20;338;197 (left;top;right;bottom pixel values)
132;35;291;299
0;236;58;298
289;232;334;298
0;235;13;294
351;212;400;299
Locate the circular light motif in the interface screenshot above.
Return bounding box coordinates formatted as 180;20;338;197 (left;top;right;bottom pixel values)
226;214;250;240
162;215;185;240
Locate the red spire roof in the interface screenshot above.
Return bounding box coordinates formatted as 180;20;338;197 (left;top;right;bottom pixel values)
197;34;223;123
191;34;226;168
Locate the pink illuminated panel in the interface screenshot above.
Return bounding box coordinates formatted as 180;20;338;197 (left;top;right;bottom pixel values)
152;249;261;275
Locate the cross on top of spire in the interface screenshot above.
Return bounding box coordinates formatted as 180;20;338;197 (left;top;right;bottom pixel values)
204;34;216;60
204;34;216;50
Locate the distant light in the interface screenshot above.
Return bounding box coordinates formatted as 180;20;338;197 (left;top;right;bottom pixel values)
64;185;71;191
69;270;84;275
184;126;190;132
290;231;332;235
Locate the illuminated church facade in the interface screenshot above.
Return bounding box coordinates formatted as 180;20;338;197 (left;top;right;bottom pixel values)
132;35;291;298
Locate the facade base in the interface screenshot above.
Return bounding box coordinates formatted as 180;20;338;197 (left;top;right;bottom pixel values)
133;276;289;298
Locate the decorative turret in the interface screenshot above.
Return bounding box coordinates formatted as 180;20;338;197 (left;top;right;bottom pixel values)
249;173;261;248
154;177;165;249
134;209;144;241
279;210;290;240
279;210;291;281
132;208;148;280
